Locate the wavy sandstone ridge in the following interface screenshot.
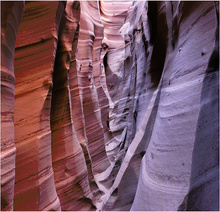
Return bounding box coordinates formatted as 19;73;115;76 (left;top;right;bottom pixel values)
1;1;219;211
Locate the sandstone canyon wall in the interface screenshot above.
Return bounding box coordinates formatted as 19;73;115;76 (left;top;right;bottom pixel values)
1;1;219;211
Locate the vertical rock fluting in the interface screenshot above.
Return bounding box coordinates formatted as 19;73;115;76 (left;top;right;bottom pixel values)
50;1;95;210
1;2;24;211
186;2;219;210
1;1;219;211
130;1;219;211
13;1;64;210
77;0;110;176
99;0;132;163
97;1;168;210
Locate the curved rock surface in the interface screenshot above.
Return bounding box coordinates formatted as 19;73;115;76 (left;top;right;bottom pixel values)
13;1;64;210
1;0;219;211
130;1;219;211
1;2;24;211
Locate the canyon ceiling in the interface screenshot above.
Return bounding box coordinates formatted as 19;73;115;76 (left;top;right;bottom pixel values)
1;0;219;211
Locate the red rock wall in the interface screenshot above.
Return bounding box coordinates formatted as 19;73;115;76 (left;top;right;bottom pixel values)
13;1;64;211
1;1;219;211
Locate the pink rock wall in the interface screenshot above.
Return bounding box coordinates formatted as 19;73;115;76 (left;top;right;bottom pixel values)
1;1;219;211
1;2;24;210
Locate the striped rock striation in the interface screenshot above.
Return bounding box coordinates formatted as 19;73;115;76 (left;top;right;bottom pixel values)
1;0;219;211
1;1;24;211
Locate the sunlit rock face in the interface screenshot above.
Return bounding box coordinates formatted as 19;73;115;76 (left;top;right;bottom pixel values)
1;0;219;211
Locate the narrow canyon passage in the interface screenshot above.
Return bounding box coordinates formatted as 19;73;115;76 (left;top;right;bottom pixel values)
1;1;219;211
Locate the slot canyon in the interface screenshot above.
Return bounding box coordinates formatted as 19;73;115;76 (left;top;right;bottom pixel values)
1;1;219;211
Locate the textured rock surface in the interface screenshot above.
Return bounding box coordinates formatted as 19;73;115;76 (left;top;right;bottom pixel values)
1;0;219;211
130;1;219;211
13;1;64;210
1;2;24;210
